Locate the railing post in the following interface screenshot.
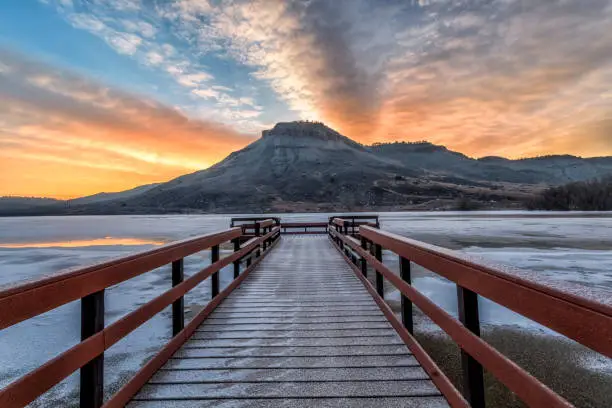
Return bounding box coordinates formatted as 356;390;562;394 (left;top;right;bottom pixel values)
399;257;413;334
360;237;368;277
211;245;220;298
232;238;240;279
374;243;384;298
457;286;485;408
262;227;266;250
255;223;261;257
333;224;338;245
172;259;184;336
80;290;104;408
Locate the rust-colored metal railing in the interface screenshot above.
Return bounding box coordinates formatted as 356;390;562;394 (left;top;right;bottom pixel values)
0;225;281;408
329;215;379;236
328;218;612;408
230;217;281;228
279;222;328;234
231;218;277;236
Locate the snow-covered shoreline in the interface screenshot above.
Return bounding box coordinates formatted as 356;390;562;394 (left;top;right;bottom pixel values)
1;212;610;406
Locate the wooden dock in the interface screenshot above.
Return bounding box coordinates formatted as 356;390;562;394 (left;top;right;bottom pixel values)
1;215;610;408
129;236;448;407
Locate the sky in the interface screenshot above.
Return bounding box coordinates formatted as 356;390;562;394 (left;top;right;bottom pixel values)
1;0;611;198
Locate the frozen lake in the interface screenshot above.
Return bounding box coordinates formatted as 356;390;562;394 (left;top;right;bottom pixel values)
0;212;611;406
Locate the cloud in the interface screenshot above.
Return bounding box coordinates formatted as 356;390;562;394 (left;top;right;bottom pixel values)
32;0;612;160
370;0;612;157
158;0;405;136
105;31;142;54
145;51;164;65
107;0;141;12
151;0;612;158
192;88;219;100
0;51;254;198
67;13;143;55
55;3;219;98
175;72;214;88
121;19;157;38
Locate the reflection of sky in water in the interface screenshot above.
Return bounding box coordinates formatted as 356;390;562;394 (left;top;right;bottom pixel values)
0;237;165;248
0;212;611;405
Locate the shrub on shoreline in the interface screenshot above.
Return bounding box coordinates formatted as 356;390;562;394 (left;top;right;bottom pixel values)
528;177;612;210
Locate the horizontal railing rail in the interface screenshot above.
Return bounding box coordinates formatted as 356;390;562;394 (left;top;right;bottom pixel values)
233;218;276;237
230;217;280;227
329;216;379;235
0;226;281;408
257;218;275;228
359;226;612;358
328;227;467;407
0;229;241;330
327;219;611;407
330;218;348;228
327;214;380;227
280;222;328;234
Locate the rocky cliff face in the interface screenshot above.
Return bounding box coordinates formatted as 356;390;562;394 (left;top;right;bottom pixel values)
263;121;354;142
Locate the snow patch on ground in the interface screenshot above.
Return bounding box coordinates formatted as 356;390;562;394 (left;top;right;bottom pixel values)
1;212;611;404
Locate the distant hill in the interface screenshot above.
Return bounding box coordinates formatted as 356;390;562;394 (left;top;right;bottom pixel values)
0;184;159;215
67;183;161;205
371;142;612;184
0;196;61;214
2;122;611;215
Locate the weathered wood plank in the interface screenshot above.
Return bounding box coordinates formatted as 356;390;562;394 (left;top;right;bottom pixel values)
130;236;448;407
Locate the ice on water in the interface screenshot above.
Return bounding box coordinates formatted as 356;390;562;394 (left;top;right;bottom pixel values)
1;212;611;404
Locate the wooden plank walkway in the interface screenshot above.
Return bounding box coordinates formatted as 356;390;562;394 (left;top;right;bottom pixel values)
128;235;449;407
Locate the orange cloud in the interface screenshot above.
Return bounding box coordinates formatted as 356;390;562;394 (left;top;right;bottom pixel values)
4;0;612;200
0;51;254;198
175;0;612;159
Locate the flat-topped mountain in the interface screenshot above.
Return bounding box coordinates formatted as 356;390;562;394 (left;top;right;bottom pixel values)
120;122;407;212
2;121;612;214
262;121;361;145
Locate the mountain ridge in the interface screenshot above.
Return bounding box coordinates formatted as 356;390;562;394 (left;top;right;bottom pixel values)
2;121;611;215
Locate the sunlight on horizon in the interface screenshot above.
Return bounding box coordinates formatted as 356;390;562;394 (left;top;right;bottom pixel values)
1;0;611;198
0;237;166;248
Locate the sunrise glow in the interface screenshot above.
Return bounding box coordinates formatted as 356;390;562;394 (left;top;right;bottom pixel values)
1;0;611;198
0;237;166;248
